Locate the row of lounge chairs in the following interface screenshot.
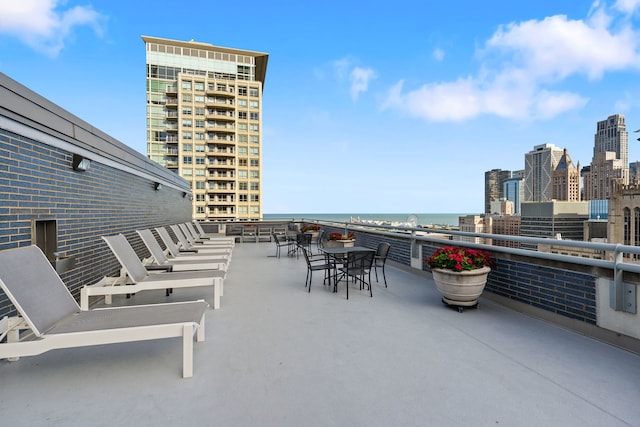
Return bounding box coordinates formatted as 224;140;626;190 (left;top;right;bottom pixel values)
0;221;233;378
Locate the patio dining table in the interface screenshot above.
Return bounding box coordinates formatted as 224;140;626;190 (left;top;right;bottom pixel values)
321;246;375;295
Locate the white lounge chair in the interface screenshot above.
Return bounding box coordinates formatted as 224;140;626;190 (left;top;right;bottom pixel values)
156;226;218;260
80;234;225;310
0;245;208;378
178;223;235;249
188;222;235;246
136;228;229;272
170;225;233;255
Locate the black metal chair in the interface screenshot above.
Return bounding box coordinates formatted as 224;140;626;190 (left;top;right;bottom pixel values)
273;233;294;258
301;246;334;292
338;250;374;299
373;242;391;287
295;233;312;257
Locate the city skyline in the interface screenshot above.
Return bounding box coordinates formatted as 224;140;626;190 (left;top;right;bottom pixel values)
3;1;640;214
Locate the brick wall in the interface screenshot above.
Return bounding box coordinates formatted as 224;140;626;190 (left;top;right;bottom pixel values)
422;244;597;324
0;128;192;317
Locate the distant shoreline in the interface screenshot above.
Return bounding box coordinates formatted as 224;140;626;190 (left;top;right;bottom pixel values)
263;213;476;227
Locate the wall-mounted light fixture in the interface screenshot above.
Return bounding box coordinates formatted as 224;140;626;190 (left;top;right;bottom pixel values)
182;192;187;198
154;182;162;191
72;154;91;171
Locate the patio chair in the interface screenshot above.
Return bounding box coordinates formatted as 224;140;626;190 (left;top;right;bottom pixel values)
80;234;225;310
0;245;208;378
192;221;236;245
373;243;391;287
272;233;294;258
136;229;228;272
176;223;235;252
295;233;312;257
301;246;334;292
156;227;224;261
181;223;235;247
171;225;233;255
337;250;375;299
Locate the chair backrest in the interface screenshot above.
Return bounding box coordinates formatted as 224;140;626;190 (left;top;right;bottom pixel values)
301;246;314;266
185;222;201;240
273;233;281;244
376;242;391;259
0;246;79;336
155;227;181;257
102;234;149;283
177;223;197;246
297;233;312;247
136;229;170;265
170;224;193;249
347;250;375;271
192;220;207;238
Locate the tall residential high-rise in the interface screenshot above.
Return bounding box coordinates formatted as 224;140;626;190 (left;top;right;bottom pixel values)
593;114;628;166
524;143;565;202
484;169;511;213
143;36;269;220
552;148;580;201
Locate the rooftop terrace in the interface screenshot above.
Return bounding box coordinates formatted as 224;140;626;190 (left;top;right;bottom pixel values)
1;240;639;426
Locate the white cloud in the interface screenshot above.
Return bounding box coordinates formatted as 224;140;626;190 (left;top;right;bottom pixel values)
613;0;640;14
349;67;376;101
432;48;445;61
381;2;640;122
0;0;106;57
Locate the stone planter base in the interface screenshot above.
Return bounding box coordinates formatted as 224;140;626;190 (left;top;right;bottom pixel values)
431;266;491;310
324;239;355;248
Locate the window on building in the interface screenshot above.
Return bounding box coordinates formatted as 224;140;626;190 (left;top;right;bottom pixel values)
250;159;259;167
194;95;205;103
183;156;193;164
183;169;192;176
624;208;631;246
195;144;205;152
195;133;205;140
249;100;259;108
195;107;205;116
238;100;247;107
250;112;259;120
183;132;193;140
195;169;205;176
238;206;248;214
250;206;260;214
249;88;259;97
239;171;248;178
238;86;247;96
239;182;248;190
250;195;259;202
249;147;259;155
238;111;247;120
238;159;248;167
182;80;192;90
249;124;259;132
183;144;193;152
238;147;248;154
239;195;248;202
182;107;192;115
250;171;259;178
239;135;248;143
182;119;192;127
195;181;206;189
196;206;205;214
194;81;204;91
250;182;259;191
196;158;205;165
195;120;205;128
250;136;259;144
182;94;192;102
238;123;247;131
196;194;205;202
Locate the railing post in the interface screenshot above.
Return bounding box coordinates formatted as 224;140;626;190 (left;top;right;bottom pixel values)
611;245;624;310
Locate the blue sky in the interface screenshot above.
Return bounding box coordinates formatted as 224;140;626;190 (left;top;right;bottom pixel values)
2;1;640;214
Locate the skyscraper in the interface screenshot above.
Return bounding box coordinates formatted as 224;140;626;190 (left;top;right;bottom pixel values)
593;114;628;166
143;36;269;220
552;148;580;201
524;143;565;202
484;169;511;213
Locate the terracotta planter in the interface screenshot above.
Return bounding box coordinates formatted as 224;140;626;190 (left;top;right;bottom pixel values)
431;266;491;310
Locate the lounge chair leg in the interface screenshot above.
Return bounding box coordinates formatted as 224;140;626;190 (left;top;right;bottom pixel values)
166;289;170;297
196;314;206;342
7;327;20;361
213;282;220;309
183;323;194;378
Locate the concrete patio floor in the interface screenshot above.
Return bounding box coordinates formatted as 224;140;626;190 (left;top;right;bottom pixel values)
1;241;639;427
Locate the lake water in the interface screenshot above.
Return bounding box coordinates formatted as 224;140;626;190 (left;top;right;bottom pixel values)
263;213;477;227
